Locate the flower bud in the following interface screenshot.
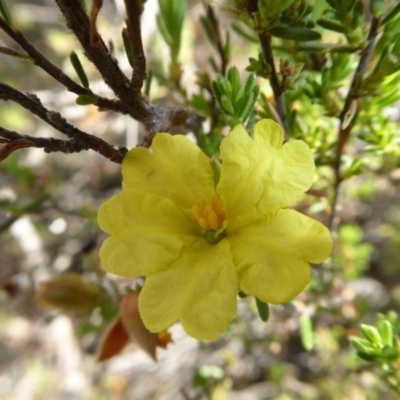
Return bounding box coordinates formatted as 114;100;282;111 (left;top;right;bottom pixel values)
38;273;100;314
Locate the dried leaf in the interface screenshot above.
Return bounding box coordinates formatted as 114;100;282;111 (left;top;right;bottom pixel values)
0;139;34;162
97;317;130;362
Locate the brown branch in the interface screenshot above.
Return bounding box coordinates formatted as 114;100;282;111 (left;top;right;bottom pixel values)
248;0;289;139
202;2;228;75
258;33;289;139
55;0;151;121
123;0;147;88
0;127;90;154
0;15;130;114
0;84;127;163
329;16;380;229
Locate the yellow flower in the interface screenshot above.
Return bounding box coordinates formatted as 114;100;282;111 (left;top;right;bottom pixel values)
98;119;332;341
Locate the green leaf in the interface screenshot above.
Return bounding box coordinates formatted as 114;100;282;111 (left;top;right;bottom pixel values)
122;28;135;69
360;324;383;345
270;26;321;41
350;337;377;355
295;42;357;53
300;314;314;351
257;0;295;19
317;17;347;33
0;0;12;27
69;51;90;88
379;320;393;347
221;94;235;115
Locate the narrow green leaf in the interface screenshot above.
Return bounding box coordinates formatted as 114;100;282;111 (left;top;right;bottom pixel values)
0;0;13;27
270;26;321;41
221;94;235;115
216;74;227;95
255;298;269;322
379;320;393;347
350;337;376;355
243;73;256;95
211;80;222;103
122;28;135;69
228;67;241;100
300;314;314;351
317;17;347;33
144;70;153;97
382;3;400;25
0;46;29;59
360;324;383;345
295;42;357;53
69;51;90;89
231;22;259;43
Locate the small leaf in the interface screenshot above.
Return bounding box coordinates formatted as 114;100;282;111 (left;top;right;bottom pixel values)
300;314;314;351
97;317;130;362
122;27;135;69
295;42;357;53
0;0;13;27
70;51;90;88
317;17;347;33
360;324;383;345
221;94;235;115
382;3;400;25
0;46;29;59
270;26;321;41
0;139;34;162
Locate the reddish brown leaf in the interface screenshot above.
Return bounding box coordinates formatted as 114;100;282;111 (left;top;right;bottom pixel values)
97;317;130;362
0;139;34;162
120;291;158;361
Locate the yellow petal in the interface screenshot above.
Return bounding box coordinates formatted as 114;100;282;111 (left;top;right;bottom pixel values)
229;209;332;304
122;134;215;209
218;120;315;227
138;239;238;341
98;190;198;277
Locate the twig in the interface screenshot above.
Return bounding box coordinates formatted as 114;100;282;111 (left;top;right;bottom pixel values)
0;84;127;163
0;16;129;114
247;0;289;139
203;1;228;76
55;0;151;121
258;33;289;138
123;0;147;87
329;16;380;229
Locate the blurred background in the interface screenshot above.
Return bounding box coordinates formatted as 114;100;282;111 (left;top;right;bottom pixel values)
1;0;400;399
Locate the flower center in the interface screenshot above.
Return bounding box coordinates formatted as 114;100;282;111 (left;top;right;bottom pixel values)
192;195;228;234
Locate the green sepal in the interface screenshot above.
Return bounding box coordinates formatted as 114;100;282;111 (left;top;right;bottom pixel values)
210;157;222;187
255;297;269;322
